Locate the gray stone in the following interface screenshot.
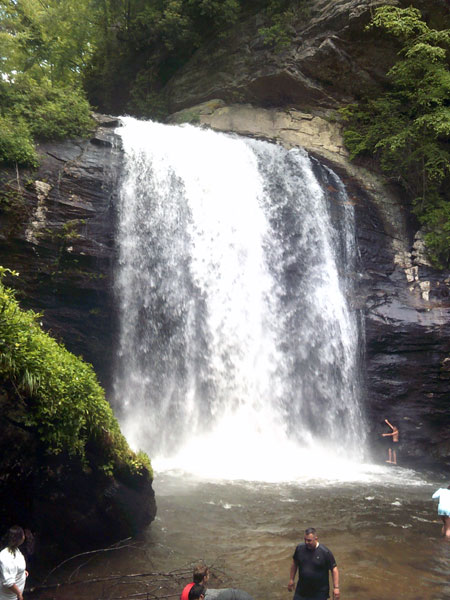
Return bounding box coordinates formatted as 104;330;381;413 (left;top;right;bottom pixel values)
164;0;401;113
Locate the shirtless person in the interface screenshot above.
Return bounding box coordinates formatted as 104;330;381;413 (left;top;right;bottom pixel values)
382;419;399;465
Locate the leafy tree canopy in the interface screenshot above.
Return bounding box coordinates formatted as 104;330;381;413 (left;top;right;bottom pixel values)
0;0;94;165
0;0;302;152
340;5;450;267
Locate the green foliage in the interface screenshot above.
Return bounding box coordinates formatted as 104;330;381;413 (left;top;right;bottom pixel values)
128;71;169;119
7;76;94;140
0;268;152;479
0;115;38;167
420;199;450;267
0;76;93;165
258;0;310;50
340;6;450;267
0;0;95;85
0;0;94;165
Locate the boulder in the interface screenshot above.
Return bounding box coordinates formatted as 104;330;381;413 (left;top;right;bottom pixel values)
0;378;156;560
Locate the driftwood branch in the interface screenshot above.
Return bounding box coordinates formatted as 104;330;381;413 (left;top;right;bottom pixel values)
32;569;193;592
42;538;134;583
29;548;229;600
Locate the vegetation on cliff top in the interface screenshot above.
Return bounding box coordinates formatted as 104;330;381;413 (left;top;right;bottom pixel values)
0;2;449;263
0;267;152;479
0;0;293;151
0;0;96;166
341;6;450;268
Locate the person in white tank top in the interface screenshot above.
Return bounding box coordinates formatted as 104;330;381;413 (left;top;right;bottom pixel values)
432;485;450;539
0;526;27;600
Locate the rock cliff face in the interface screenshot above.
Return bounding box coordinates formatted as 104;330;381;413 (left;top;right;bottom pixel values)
164;0;398;113
164;0;448;114
0;114;120;390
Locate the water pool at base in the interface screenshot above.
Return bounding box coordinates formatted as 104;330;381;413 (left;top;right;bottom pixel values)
34;467;450;600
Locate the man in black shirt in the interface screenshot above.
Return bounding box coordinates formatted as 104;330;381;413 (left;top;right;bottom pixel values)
287;527;340;600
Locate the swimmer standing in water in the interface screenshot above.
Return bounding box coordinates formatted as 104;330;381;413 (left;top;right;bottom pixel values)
382;418;399;465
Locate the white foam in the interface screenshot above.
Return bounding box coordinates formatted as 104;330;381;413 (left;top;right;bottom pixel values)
114;118;375;483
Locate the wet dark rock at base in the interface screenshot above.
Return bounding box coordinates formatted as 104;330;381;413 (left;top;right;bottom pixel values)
0;379;156;561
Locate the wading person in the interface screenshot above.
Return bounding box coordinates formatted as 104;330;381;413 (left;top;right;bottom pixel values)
382;418;399;464
189;584;206;600
181;564;255;600
287;527;339;600
432;484;450;539
0;526;28;600
181;564;209;600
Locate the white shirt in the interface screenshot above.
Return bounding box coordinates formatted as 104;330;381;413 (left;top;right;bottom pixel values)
432;488;450;514
0;548;26;600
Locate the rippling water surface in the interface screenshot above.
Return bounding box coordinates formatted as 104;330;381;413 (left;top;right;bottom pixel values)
34;468;449;600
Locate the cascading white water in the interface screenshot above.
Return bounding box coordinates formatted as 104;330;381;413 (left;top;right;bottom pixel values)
114;117;366;481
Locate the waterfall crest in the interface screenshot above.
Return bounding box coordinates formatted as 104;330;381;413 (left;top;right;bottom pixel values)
114;117;365;481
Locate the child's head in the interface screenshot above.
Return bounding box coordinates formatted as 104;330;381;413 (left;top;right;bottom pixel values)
188;584;206;600
193;563;209;584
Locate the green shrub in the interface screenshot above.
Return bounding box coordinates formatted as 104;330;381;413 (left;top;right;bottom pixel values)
0;76;93;166
0;267;152;479
259;0;310;49
9;77;94;140
0;116;38;167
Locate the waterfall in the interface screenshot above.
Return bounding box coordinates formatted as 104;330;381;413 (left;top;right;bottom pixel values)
113;117;366;481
